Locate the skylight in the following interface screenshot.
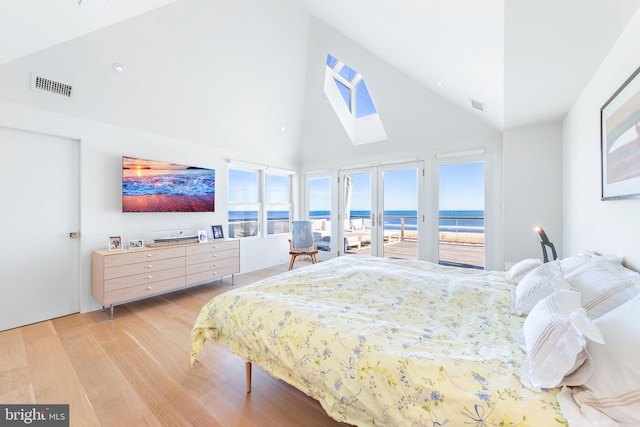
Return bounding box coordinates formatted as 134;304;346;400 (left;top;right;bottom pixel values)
324;54;387;145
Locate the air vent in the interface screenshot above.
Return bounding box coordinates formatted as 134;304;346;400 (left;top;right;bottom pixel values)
31;74;74;98
470;98;486;112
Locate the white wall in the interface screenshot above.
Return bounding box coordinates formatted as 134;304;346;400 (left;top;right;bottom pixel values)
503;121;563;265
564;8;640;271
0;100;295;314
297;17;505;270
298;17;500;164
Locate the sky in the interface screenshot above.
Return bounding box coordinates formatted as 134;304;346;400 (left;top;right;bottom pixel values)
310;162;485;212
234;161;485;212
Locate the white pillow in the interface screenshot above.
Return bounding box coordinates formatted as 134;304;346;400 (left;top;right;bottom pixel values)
521;290;603;392
505;258;542;284
558;296;640;425
564;261;640;319
512;262;572;315
557;253;595;275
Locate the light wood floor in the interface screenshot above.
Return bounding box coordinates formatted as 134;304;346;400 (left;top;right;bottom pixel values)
0;260;350;427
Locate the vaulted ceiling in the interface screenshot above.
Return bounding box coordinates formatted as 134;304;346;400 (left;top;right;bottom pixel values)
1;0;639;153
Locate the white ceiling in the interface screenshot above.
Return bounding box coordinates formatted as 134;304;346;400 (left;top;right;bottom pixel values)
1;0;639;131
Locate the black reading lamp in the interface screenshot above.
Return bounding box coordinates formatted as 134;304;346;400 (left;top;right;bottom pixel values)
534;226;557;263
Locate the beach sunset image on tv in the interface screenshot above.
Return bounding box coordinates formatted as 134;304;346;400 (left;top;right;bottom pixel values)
122;156;215;212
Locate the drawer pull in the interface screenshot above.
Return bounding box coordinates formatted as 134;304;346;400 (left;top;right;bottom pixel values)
148;264;153;268
147;275;152;279
213;263;218;267
147;254;153;257
213;254;218;257
147;286;153;290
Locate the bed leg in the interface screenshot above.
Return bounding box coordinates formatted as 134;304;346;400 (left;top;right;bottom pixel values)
245;361;252;393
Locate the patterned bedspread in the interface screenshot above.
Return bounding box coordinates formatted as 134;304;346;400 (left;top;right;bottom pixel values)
191;255;566;426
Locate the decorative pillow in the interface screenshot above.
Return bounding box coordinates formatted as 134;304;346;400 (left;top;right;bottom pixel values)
512;262;572;315
564;260;640;319
521;290;603;391
557;296;640;425
505;258;542;284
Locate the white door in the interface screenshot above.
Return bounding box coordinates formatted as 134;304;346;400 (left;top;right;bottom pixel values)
0;127;80;331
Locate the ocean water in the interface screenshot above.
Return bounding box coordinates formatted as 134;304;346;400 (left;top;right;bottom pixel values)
123;169;215;196
229;210;485;233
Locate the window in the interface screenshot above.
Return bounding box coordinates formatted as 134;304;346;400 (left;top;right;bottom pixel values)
228;169;260;238
265;173;291;235
324;53;387;145
228;166;293;238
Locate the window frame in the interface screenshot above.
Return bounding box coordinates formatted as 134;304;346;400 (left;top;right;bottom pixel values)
228;163;294;239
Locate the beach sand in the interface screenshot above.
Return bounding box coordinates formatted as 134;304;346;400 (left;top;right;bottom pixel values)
123;194;214;212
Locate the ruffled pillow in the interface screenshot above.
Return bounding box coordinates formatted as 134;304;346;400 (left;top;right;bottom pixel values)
557;296;640;425
521;290;603;391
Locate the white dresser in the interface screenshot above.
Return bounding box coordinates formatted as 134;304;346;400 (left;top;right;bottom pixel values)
92;240;239;318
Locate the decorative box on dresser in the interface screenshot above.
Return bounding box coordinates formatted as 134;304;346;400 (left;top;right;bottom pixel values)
92;240;240;318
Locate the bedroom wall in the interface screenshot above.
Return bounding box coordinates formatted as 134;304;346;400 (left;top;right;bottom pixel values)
298;17;500;164
563;8;640;271
298;18;506;270
0;100;296;314
503;121;563;265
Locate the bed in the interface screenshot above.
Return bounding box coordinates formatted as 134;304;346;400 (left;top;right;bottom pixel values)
190;254;640;426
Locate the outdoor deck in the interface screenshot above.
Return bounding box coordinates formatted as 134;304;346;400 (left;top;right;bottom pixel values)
349;237;485;269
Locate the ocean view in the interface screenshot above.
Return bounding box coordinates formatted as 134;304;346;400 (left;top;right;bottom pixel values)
229;210;485;234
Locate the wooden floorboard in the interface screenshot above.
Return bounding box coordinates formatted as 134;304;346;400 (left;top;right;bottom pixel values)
0;262;349;427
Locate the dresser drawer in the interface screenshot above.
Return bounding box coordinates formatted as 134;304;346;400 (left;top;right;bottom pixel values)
185;257;239;275
104;257;185;280
103;276;185;305
186;240;239;256
104;266;186;292
104;247;185;268
186;265;239;286
186;248;239;265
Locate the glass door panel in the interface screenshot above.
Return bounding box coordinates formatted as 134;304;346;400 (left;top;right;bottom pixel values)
380;166;419;259
308;176;332;252
341;171;373;256
437;162;485;269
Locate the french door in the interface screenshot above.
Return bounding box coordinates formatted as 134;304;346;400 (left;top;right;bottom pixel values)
339;162;422;259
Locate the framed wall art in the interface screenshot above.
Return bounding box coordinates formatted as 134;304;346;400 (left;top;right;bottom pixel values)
601;65;640;200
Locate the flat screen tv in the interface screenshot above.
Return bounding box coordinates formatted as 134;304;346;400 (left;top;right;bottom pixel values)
122;156;215;212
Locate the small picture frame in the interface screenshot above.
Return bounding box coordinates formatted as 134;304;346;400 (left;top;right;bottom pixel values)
198;230;208;243
212;225;224;239
109;236;123;251
128;239;144;250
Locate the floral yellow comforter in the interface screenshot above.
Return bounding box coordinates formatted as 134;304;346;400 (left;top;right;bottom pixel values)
191;255;566;427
